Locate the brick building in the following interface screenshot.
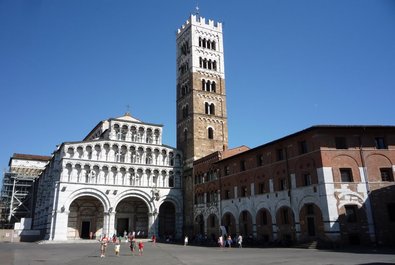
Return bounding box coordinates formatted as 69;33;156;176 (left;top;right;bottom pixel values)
192;126;395;246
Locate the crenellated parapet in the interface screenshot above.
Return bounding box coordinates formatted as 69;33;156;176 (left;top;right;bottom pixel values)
177;14;222;35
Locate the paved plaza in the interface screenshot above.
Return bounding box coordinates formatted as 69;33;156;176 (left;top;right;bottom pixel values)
0;241;394;265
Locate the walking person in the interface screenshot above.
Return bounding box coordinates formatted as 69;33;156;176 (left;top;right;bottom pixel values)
184;235;188;246
152;234;157;247
227;235;232;248
99;234;109;258
138;240;144;256
218;236;224;248
237;234;243;248
129;234;136;254
114;236;121;256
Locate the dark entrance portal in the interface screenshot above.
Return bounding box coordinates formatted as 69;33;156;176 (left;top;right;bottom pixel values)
158;202;175;239
117;218;129;236
307;217;316;236
81;221;90;239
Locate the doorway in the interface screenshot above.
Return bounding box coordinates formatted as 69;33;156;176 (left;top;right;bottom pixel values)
81;221;90;239
117;218;129;236
307;217;316;236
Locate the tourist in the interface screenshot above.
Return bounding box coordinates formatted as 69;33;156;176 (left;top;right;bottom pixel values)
114;236;121;256
218;236;224;248
138;240;144;256
227;235;232;248
184;235;188;246
129;234;136;254
237;234;243;248
99;234;109;258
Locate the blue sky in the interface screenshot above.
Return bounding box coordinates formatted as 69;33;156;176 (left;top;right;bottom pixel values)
1;0;394;176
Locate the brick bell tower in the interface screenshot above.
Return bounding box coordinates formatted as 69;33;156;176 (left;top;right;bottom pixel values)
176;14;228;234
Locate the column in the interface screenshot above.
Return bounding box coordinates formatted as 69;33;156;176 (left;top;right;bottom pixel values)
148;212;157;238
108;211;116;237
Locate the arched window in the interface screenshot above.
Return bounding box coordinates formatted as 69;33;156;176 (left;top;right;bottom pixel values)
210;103;215;115
206;80;211;91
205;103;215;115
208;127;214;139
203;59;207;69
201;79;205;90
212;41;216;50
183;104;189;118
213;61;217;71
184;129;188;142
121;125;128;140
207;40;211;49
203;38;206;48
211;81;216;92
199;57;203;68
199;37;202;47
169;174;174;187
205;102;209;114
208;60;212;70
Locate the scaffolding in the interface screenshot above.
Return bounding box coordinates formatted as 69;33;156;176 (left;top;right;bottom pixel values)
0;172;38;228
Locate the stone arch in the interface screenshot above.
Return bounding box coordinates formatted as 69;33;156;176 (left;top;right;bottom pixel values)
365;153;393;182
239;210;253;237
121;124;128;140
275;206;296;243
299;202;324;241
154;129;160;144
67;195;106;240
256;207;273;242
85;145;93;159
206;213;219;241
222;211;236;236
338;203;369;245
195;213;205;235
66;146;75;158
76;146;84;159
113;190;154;238
331;154;361;182
74;164;82;182
138;126;145;142
146;128;153;143
64;188;110;213
94;144;101;160
337;191;365;208
158;200;176;240
64;163;73;182
130;126;137;141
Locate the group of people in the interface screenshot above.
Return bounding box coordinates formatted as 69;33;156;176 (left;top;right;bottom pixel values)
218;234;243;248
99;232;243;257
99;232;145;258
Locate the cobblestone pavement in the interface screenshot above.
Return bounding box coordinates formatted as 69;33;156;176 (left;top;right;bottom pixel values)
0;241;394;265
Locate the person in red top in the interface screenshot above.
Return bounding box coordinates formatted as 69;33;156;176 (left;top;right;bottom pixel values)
151;234;156;247
138;240;144;256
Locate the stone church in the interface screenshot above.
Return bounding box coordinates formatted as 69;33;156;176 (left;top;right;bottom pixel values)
33;113;183;240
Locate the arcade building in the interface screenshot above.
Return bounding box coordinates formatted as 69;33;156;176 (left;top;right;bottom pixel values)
32;113;183;240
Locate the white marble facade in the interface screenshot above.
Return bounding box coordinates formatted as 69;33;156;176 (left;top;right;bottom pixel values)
33;114;183;241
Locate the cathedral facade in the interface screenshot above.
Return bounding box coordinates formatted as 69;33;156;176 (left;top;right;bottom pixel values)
33;114;183;241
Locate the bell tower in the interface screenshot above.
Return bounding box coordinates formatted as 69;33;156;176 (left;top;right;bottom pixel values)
176;14;228;169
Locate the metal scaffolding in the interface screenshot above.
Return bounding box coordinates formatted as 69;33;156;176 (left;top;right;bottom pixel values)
0;172;37;228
